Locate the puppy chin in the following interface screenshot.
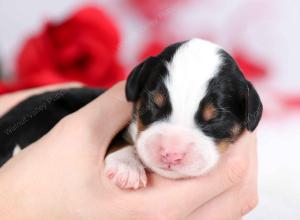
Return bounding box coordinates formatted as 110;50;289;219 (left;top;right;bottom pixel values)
135;122;220;179
145;157;219;179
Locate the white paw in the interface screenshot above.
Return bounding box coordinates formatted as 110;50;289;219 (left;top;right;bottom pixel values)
104;146;147;190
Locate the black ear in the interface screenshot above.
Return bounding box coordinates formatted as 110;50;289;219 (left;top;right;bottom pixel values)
126;56;158;101
245;80;263;131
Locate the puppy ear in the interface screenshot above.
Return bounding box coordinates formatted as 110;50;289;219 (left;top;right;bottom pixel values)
126;57;158;101
245;80;263;131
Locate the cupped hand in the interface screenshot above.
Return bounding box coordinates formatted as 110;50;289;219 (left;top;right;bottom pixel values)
0;82;258;220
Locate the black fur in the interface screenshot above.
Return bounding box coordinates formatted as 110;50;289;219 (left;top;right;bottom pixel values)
127;44;262;141
126;56;161;102
195;49;262;141
245;80;263;131
0;87;103;166
126;41;184;102
126;42;184;126
136;75;172;127
0;41;262;167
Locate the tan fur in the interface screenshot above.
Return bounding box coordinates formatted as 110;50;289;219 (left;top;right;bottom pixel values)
203;104;217;121
217;139;231;153
153;92;165;107
137;117;146;134
231;123;241;136
217;124;242;153
135;100;146;135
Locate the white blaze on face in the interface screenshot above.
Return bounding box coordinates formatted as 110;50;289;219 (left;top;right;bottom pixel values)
165;38;222;127
135;39;224;178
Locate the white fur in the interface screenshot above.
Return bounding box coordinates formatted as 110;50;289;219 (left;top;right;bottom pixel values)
127;122;138;142
107;39;224;184
104;146;147;189
136;122;220;179
13;145;21;156
134;39;223;179
165;38;222;127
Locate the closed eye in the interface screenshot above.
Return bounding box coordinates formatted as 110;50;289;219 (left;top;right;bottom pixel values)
145;89;166;109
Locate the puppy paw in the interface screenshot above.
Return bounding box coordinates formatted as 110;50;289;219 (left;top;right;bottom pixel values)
104;146;147;190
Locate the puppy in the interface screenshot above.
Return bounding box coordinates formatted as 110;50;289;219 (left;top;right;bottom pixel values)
0;38;262;190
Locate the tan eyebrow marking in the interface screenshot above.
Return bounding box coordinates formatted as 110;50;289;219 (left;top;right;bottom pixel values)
153;92;165;107
202;104;217;121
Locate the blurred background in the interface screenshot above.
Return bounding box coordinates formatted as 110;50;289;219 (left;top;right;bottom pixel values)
0;0;299;219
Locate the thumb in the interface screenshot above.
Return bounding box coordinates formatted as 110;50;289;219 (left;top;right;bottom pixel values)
67;81;132;154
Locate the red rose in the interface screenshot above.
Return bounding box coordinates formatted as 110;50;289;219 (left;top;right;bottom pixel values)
16;6;125;89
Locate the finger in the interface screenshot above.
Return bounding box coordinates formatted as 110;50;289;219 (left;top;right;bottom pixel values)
0;82;83;117
188;171;258;220
65;81;132;154
147;131;257;215
187;134;258;220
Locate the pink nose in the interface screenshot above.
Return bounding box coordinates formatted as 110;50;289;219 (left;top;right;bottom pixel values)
161;151;185;165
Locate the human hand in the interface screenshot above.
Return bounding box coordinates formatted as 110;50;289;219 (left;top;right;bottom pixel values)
0;81;258;220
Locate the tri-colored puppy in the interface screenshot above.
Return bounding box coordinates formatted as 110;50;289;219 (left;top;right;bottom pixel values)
0;39;262;189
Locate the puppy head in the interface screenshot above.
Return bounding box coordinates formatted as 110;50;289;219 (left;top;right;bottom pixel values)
126;39;262;179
